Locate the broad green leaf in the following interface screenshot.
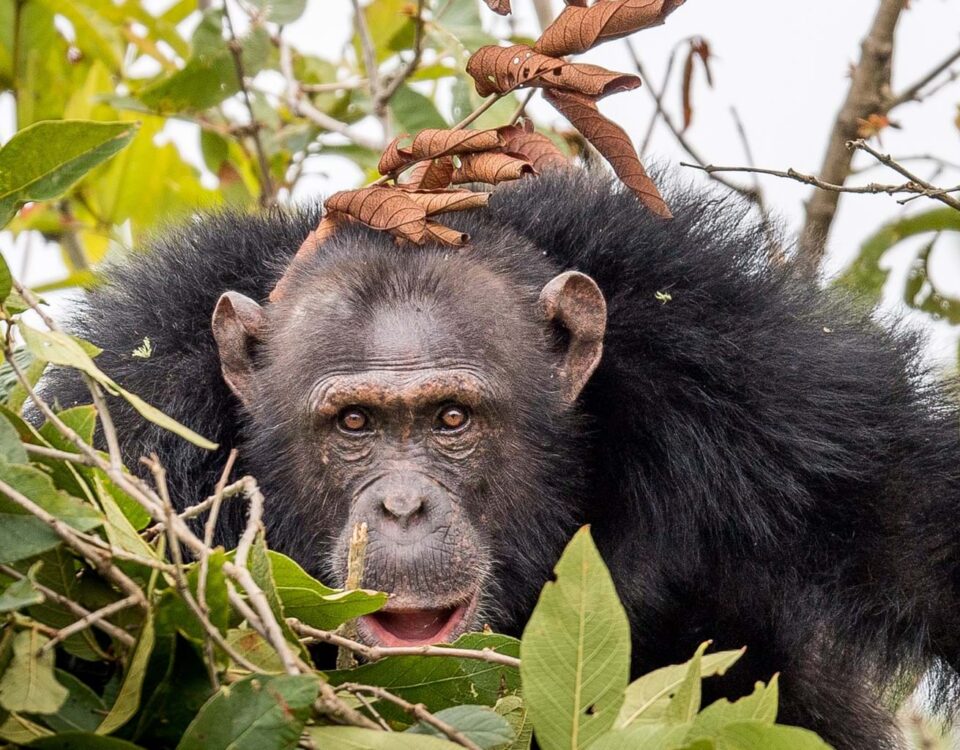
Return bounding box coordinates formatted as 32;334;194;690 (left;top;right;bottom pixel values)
407;705;515;748
435;0;497;51
0;412;27;463
836;207;960;306
29;733;147;749
97;615;154;735
616;647;745;728
223;628;286;673
327;632;520;716
0;459;103;563
355;0;416;64
521;527;631;750
306;727;460;749
20;323;218;450
390;84;448;133
0;630;68;714
93;475;157;560
40;670;109;733
0;253;10;304
495;695;534;750
156;550;230;646
585;724;690;750
0;121;137;227
716;720;832;749
0;569;43;613
268;550;387;629
663;643;707;725
33;0;123;72
247;0;307;24
689;676;778;740
177;674;320;750
0;711;52;743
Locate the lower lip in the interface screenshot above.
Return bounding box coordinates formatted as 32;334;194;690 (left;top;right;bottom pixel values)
359;591;480;647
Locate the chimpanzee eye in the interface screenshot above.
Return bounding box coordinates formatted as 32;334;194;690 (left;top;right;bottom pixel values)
436;404;470;432
337;407;370;433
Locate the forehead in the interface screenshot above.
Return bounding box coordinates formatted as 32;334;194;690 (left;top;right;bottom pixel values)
267;252;541;383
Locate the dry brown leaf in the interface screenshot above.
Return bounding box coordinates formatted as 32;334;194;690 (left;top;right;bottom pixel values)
482;0;511;14
402;189;491;215
467;45;565;97
403;157;455;189
451;151;535;184
545;89;671;218
681;37;713;132
535;0;685;57
551;62;641;99
424;220;470;246
325;186;427;243
499;123;570;172
378;129;505;175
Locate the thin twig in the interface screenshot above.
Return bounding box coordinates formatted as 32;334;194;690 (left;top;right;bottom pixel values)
0;564;135;648
375;0;427;115
23;444;96;465
338;683;483;750
886;44;960;109
223;2;275;206
848;139;960;211
336;522;368;670
509;89;537;124
289;619;521;669
638;48;677;156
40;595;141;653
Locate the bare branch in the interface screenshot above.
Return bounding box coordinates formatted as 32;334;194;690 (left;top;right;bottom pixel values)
848;139;960;211
40;595;141;654
887;44;960;109
798;0;909;269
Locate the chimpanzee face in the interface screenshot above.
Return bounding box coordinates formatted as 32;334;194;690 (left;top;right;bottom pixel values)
211;246;605;647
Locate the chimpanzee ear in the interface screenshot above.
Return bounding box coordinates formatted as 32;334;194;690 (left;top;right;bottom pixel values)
211;291;264;406
539;271;607;403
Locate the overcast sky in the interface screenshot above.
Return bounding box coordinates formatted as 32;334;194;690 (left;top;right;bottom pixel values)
3;0;959;366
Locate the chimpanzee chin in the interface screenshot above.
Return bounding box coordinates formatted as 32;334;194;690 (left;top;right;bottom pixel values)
44;168;960;750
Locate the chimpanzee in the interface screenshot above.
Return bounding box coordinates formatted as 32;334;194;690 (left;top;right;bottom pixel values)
43;169;960;749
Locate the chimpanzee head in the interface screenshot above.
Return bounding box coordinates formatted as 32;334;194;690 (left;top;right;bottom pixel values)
210;221;606;646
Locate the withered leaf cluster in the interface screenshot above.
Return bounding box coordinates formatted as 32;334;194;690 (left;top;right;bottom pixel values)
274;0;685;299
466;0;684;218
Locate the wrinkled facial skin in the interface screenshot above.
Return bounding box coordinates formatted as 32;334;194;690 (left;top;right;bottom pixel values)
212;251;605;647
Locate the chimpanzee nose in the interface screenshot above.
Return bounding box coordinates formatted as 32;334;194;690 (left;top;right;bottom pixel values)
356;473;451;535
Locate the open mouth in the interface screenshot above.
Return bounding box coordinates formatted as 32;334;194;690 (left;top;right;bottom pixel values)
359;590;481;647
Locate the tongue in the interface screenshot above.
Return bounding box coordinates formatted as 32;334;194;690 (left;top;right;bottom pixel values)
371;609;454;643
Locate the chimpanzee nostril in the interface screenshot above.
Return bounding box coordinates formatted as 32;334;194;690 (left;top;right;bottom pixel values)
381;493;425;523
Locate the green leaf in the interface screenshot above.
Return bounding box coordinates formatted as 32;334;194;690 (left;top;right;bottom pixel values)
836;207;960;306
0;711;52;743
223;628;286;673
247;0;306;24
28;733;147;749
407;705;515;748
156;550;230;646
0;412;27;464
689;676;778;740
20;323;217;451
584;724;690;750
495;695;534;750
327;633;521;716
616;647;745;728
390;84;448;132
0;459;103;563
306;726;460;749
0;568;43;613
268;550;387;630
715;720;832;749
176;674;320;750
0;253;11;304
39;670;108;733
521;527;631;750
0;120;137;227
97;615;154;735
0;630;68;714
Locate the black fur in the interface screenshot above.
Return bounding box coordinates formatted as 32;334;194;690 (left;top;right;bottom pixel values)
43;169;960;749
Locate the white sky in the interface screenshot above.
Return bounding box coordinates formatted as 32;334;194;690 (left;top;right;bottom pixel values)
3;0;960;366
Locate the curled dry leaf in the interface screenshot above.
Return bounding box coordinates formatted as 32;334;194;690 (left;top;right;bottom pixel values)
467;45;565;97
545;89;671;218
499;123;570;172
425;220;470;246
325;186;427;243
467;44;640;99
482;0;512;14
378;129;504;175
535;0;685;57
681;37;713;132
451;151;535;184
402;189;491;215
403;157;455;190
